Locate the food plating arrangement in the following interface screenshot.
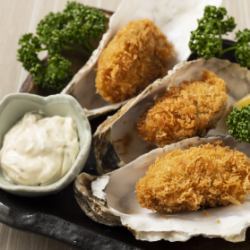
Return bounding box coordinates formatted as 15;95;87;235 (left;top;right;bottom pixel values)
0;0;250;248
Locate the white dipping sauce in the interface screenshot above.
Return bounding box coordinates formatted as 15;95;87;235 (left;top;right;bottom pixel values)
0;112;80;186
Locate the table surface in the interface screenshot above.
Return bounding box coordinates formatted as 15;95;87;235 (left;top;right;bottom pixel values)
0;0;249;249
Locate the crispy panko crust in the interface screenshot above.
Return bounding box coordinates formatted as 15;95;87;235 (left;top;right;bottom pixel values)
95;19;174;103
137;70;227;146
136;142;250;213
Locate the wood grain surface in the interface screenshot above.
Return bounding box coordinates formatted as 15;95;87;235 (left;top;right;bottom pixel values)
0;0;249;249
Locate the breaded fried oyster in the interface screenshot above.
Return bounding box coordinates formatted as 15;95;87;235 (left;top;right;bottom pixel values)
95;19;174;103
137;71;227;147
136;142;250;213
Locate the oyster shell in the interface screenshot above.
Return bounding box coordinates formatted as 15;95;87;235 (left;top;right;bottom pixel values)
94;58;250;173
62;0;222;118
75;136;250;242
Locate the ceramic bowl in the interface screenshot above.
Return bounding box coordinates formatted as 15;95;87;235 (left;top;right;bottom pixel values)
0;93;91;196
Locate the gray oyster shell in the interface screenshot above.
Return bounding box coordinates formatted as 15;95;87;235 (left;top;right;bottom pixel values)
94;58;250;173
75;136;250;242
62;0;222;118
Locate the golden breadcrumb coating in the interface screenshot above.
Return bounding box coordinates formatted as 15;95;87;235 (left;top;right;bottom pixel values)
137;71;227;146
136;142;250;213
95;19;174;103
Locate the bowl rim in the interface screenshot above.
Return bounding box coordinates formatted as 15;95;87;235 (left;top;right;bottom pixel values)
0;93;92;196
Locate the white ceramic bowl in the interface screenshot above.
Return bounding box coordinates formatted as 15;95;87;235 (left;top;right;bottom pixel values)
0;93;92;196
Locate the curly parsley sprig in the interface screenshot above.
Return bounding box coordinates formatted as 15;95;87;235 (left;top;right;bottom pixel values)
227;105;250;143
189;6;250;68
235;29;250;68
17;1;108;92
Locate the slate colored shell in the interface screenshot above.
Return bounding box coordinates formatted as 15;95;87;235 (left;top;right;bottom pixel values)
62;0;222;118
75;136;250;242
94;58;250;173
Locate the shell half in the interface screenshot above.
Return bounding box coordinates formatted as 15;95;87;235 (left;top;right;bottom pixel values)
75;136;250;242
94;58;250;173
62;0;222;118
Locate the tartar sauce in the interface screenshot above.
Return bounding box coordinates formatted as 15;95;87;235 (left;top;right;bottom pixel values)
0;112;79;186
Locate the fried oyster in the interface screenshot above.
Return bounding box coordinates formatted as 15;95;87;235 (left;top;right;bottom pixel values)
95;19;174;103
137;70;227;147
136;142;250;214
